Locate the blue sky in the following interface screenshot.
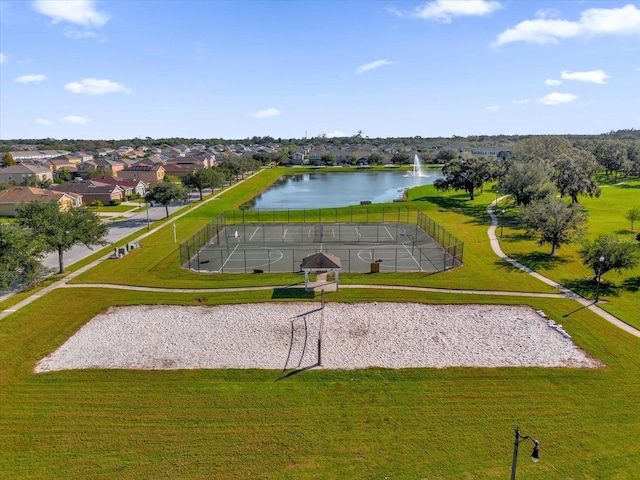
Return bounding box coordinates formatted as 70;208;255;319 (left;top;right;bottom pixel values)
1;0;639;140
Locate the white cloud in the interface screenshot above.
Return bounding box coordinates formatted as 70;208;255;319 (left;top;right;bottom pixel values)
512;99;530;104
537;92;578;105
14;74;46;83
250;108;282;119
495;4;640;45
326;130;347;138
32;0;109;27
65;78;133;95
410;0;502;23
545;78;562;86
0;53;5;64
561;69;610;84
486;105;500;112
63;28;98;40
356;59;394;74
61;115;90;125
36;118;51;126
535;9;561;20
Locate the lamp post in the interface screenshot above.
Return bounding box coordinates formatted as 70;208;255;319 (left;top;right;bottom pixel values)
510;426;540;480
500;209;506;238
595;255;605;302
145;199;150;230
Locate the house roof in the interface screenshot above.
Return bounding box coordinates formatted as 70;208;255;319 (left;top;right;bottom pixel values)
163;164;196;173
54;180;124;195
123;164;164;172
92;175;147;188
0;164;52;175
0;186;79;204
301;252;342;270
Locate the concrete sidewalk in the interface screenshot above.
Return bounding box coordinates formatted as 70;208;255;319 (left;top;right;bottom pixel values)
486;197;640;339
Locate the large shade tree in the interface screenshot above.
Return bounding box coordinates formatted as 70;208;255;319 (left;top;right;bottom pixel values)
146;182;189;218
553;150;601;204
17;200;109;274
520;199;588;254
592;140;629;181
579;235;640;280
0;223;45;289
510;136;572;164
181;168;224;201
434;157;498;200
501;160;555;206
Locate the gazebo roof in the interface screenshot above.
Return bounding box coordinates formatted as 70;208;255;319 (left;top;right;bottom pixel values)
301;252;342;270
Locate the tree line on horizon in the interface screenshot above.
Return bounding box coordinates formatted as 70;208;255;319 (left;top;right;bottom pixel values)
2;129;640;153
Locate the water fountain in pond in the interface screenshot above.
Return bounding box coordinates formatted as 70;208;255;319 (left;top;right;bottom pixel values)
404;154;428;177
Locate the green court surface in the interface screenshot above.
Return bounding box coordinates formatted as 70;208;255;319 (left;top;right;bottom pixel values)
185;222;460;273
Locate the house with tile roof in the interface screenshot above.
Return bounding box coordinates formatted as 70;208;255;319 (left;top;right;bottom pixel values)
53;180;124;206
0;164;54;184
117;164;165;185
91;175;148;197
0;186;82;217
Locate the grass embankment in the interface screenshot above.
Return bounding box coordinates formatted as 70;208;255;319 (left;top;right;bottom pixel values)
0;287;639;479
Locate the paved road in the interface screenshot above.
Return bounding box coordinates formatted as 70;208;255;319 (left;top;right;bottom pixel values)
41;191;206;272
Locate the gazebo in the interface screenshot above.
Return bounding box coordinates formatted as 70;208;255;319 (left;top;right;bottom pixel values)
300;252;342;291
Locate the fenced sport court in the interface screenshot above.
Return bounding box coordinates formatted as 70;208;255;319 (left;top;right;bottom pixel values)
180;207;463;274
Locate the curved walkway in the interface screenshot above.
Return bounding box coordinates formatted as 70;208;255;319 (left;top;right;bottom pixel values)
487;197;640;339
2;193;639;340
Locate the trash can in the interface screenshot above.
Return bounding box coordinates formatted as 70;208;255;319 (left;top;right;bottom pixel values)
370;262;380;273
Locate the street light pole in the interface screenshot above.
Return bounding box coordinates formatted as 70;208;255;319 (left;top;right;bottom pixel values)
595;255;605;302
510;426;540;480
500;209;506;238
145;200;150;230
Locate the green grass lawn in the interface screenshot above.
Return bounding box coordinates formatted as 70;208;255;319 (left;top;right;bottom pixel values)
1;288;639;479
2;169;640;478
497;181;640;330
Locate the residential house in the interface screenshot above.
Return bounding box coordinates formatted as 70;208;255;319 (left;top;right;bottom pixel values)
165;153;214;169
69;151;93;163
95;147;115;156
75;158;125;178
41;157;78;178
471;146;511;161
308;145;327;163
76;160;98;177
162;164;197;178
94;158;126;174
7;150;70;163
117;164;165;185
91;175;148;198
290;151;306;165
53;180;124;206
0;186;82;217
0;164;54;184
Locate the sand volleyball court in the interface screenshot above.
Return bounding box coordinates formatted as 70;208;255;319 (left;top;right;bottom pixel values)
34;303;602;372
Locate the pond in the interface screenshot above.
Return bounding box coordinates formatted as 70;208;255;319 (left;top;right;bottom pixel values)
247;169;443;210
